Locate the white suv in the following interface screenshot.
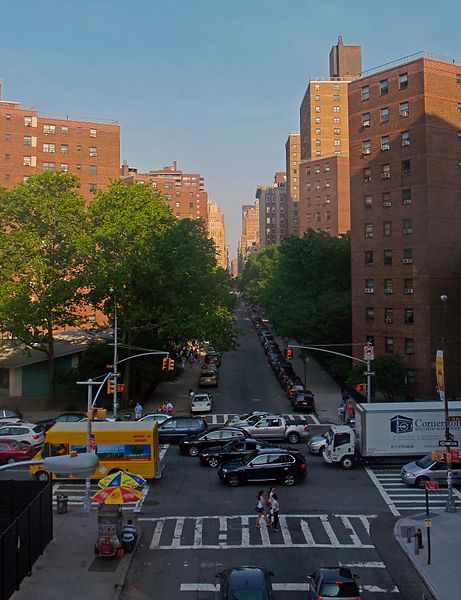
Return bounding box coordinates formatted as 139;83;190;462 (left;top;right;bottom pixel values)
0;421;45;448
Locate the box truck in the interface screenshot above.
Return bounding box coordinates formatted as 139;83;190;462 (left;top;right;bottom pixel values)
322;401;461;469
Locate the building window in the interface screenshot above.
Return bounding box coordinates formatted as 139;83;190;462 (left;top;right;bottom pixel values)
361;85;370;101
76;127;82;134
365;223;373;238
43;143;56;153
379;79;389;95
60;163;68;172
333;128;341;134
315;94;320;101
23;176;29;182
334;151;341;156
333;106;340;113
315;117;320;124
76;145;82;152
333;95;340;101
315;128;321;134
316;139;321;146
42;162;56;172
381;135;390;151
90;128;97;137
405;369;416;385
43;124;56;135
324;195;331;204
404;278;414;294
402;188;412;205
362;140;371;155
383;221;392;236
4;133;11;142
89;165;97;175
401;130;410;146
325;211;331;221
23;156;32;166
332;83;339;90
24;116;33;127
384;278;393;293
366;335;375;346
315;106;320;113
366;307;374;322
399;72;408;89
324;180;330;188
89;183;97;193
89;147;97;157
365;250;374;265
404;308;414;324
385;337;394;353
380;107;389;124
333;116;341;124
403;248;413;263
363;168;372;183
3;174;10;182
381;164;391;179
403;218;412;234
405;338;414;354
61;126;69;135
384;308;393;323
5;114;11;120
400;101;409;117
324;163;330;172
334;139;341;146
402;160;411;175
384;249;393;265
362;112;370;127
3;154;10;161
382;191;392;207
76;164;81;171
365;279;374;293
61;144;69;154
315;84;320;90
315;212;321;222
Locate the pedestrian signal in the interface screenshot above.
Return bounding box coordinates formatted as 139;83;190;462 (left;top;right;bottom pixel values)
162;358;168;370
355;383;367;392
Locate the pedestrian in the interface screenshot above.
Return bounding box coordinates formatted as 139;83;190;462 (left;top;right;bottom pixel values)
166;401;174;416
346;399;355;420
189;389;195;401
161;401;167;413
134;402;142;420
121;519;138;553
266;487;276;510
255;490;271;528
338;403;345;424
270;493;280;532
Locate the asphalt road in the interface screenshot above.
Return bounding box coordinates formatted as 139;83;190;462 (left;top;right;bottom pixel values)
120;307;433;600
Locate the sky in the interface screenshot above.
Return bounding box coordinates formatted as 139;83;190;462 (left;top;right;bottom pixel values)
1;1;460;257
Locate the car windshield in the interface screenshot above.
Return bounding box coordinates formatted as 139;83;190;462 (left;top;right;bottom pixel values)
201;372;215;377
243;450;259;464
416;454;436;469
236;413;252;421
320;582;359;597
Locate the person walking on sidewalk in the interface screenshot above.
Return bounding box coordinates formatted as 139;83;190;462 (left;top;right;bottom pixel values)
266;487;276;511
166;401;174;416
255;490;271;528
269;493;280;532
189;389;195;401
134;402;143;420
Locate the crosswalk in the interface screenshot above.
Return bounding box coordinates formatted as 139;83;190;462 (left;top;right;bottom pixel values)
366;466;461;516
139;512;377;550
204;412;320;425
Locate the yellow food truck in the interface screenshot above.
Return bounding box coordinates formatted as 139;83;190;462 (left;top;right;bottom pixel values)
30;421;160;482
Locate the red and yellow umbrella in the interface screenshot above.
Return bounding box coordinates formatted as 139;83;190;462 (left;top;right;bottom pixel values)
92;486;143;505
98;470;146;489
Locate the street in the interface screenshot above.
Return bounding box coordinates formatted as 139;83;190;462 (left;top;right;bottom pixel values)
119;306;432;599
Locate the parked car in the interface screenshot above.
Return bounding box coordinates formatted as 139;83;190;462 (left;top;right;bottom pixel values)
218;447;307;487
240;415;310;444
400;453;461;488
35;412;87;431
308;432;328;455
307;567;361;600
200;438;271;468
179;427;247;456
191;393;213;413
0;421;45;448
0;439;37;464
0;409;23;420
204;351;221;368
287;383;304;400
138;413;169;424
291;391;316;413
199;369;219;387
157;417;207;443
226;411;271;427
216;566;274;599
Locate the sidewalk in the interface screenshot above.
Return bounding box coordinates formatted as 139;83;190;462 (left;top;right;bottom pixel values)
12;508;139;600
394;509;461;600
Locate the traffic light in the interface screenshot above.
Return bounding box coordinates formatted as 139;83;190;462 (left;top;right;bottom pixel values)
162;357;168;370
355;383;367;392
287;348;293;361
168;358;175;371
107;379;115;394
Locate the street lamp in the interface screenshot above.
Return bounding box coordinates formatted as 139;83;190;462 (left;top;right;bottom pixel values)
439;294;456;512
109;288;119;419
0;452;99;477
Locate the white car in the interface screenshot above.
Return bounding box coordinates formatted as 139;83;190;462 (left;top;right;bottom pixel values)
191;393;213;413
225;411;271;427
0;421;45;448
138;413;170;424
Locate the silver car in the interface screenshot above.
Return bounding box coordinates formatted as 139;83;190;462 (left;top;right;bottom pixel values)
226;411;271;427
400;453;461;488
308;432;328;455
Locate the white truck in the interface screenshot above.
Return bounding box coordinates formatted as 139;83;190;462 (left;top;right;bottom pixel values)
323;401;461;469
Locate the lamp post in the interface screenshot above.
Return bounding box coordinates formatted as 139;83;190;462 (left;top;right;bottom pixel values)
0;452;99;475
109;288;119;419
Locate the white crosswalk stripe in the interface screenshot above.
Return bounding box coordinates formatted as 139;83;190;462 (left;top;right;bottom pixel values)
204;413;319;425
365;466;461;516
139;513;377;550
180;582;399;594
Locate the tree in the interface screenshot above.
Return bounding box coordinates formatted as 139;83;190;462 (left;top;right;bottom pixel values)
347;354;407;401
237;246;279;305
0;173;89;401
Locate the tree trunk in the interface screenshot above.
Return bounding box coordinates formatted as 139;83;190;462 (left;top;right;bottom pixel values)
46;324;55;404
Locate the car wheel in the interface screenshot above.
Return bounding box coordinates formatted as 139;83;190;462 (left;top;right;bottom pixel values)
6;457;16;464
36;470;50;483
208;457;219;468
228;475;240;487
188;446;199;457
287;432;300;444
340;456;354;469
416;477;429;489
283;473;296;486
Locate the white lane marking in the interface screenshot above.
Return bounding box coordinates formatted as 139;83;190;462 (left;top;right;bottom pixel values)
363;585;399;593
260;522;270;546
310;413;320;425
181;583;408;592
159;444;170;461
194;517;203;547
365;466;400;516
241;515;250;546
172;517;184;547
300;519;315;545
140;512;377;520
279;515;293;545
337;515;361;546
320;514;340;546
134;484;150;513
357;515;374;536
340;561;386;568
219;516;227;545
150;519;165;549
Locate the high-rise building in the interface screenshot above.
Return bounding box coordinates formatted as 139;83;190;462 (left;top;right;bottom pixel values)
285;133;301;236
329;36;363;79
230;258;239;278
256;173;287;248
121;161;208;225
207;201;227;269
349;54;461;400
0;83;120;202
239;201;260;270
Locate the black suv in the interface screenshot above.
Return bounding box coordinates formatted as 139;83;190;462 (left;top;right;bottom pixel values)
218;447;307;487
200;438;271;468
292;391;316;413
158;417;207;443
307;567;361;599
179;427;247;456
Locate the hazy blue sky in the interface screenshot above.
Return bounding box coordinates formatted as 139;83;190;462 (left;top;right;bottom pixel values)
1;1;460;256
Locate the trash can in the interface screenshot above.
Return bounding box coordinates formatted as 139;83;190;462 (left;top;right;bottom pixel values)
124;412;132;421
56;494;68;514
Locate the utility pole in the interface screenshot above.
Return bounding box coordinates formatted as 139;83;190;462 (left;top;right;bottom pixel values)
110;288;119;419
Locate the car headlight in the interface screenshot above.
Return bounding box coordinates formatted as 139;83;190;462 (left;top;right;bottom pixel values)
404;471;416;479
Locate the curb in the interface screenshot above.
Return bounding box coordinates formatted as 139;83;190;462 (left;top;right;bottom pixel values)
393;518;437;600
111;527;142;600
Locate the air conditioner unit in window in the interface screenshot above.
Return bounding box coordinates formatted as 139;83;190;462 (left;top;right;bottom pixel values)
381;172;391;179
384;288;394;294
385;317;393;324
381;144;390;151
382;201;392;208
404;288;414;294
365;288;374;294
403;258;413;264
365;232;373;238
402;140;410;146
400;110;409;117
403;228;412;234
362;149;371;156
363;120;370;127
403;198;412;205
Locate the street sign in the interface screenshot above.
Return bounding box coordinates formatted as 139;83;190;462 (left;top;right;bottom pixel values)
425;481;439;490
438;439;459;448
424;519;432;528
363;345;374;361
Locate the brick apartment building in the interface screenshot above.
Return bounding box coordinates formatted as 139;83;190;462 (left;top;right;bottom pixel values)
0;82;120;202
285;132;300;236
238;202;259;271
349;54;461;399
298;38;361;237
120;160;208;225
256;172;287;248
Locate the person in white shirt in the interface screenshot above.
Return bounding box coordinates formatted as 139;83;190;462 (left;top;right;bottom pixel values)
134;402;142;420
166;401;174;416
270;493;280;532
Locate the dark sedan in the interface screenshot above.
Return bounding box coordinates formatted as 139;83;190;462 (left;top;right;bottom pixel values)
179;427;247;456
217;566;274;600
200;437;271;468
35;412;87;431
158;417;207;443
